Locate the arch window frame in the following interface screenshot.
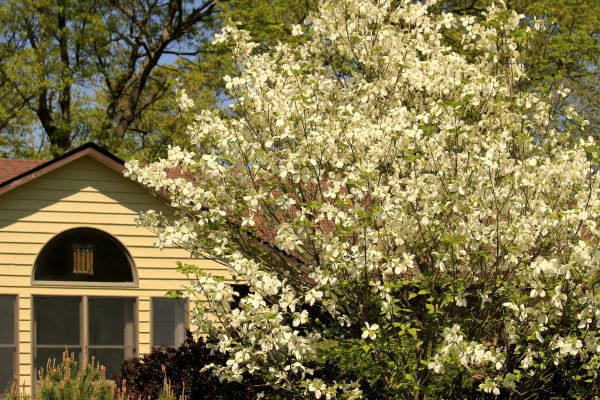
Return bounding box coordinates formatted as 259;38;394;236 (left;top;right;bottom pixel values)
31;227;138;288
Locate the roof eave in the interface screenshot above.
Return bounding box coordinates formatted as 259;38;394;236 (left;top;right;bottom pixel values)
0;143;126;196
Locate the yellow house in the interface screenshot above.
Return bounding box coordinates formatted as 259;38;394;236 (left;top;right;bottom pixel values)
0;143;228;396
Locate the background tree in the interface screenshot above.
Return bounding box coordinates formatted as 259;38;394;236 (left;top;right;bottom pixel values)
0;0;312;159
127;0;312;161
0;0;217;158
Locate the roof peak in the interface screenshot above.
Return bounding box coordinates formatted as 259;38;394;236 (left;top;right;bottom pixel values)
0;142;125;195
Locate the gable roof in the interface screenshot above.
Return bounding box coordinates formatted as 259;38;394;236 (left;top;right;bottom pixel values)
0;142;125;196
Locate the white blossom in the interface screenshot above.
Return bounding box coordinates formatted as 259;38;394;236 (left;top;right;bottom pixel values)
127;0;598;397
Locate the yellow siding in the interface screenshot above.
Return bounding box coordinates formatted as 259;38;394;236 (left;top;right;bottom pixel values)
0;155;229;393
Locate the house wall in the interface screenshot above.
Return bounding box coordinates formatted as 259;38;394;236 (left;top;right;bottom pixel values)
0;155;228;393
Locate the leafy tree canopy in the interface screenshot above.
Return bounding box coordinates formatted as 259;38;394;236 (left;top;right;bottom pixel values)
0;0;310;159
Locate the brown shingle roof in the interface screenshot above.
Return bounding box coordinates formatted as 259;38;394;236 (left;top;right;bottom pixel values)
0;158;47;184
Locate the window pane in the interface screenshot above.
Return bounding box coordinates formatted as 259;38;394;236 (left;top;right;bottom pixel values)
34;348;81;379
0;296;15;344
0;348;15;395
34;297;80;346
88;348;125;380
151;298;187;347
88;298;135;380
89;298;135;346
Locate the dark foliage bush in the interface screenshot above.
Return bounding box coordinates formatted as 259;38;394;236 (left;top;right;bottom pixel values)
117;332;261;400
117;329;388;400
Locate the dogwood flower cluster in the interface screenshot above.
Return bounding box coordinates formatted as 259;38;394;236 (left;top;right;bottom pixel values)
126;0;599;397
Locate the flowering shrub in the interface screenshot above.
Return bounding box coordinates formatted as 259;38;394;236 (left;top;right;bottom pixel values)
126;0;599;398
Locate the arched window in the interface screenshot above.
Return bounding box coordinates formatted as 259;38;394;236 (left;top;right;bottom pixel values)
34;228;135;283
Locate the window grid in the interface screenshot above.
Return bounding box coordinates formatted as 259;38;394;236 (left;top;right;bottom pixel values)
33;296;137;385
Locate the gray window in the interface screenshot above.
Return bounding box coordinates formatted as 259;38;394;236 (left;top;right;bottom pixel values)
151;298;187;348
34;296;81;378
33;296;135;381
88;298;136;377
0;295;16;397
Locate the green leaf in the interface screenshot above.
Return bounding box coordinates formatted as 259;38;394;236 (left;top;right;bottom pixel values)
407;328;418;339
165;290;184;298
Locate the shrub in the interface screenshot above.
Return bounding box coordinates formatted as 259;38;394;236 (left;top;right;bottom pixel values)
117;332;260;400
8;352;115;400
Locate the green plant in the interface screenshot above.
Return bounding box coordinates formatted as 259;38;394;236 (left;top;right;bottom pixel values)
39;352;115;400
7;382;31;400
6;352;116;400
158;366;185;400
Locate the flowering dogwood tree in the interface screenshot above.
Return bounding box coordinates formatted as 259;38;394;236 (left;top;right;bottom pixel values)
126;0;599;398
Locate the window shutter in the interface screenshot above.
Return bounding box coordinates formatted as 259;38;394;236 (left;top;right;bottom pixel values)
73;244;94;274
